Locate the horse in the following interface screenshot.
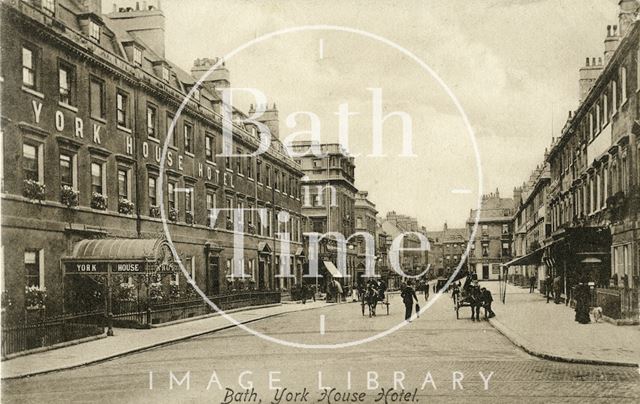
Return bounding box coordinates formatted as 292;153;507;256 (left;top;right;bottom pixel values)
364;287;378;317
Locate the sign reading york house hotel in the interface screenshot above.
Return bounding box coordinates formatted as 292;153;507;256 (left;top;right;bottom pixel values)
2;0;640;403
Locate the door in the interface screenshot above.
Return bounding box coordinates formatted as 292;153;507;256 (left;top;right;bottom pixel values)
258;260;265;289
208;255;220;295
482;264;490;280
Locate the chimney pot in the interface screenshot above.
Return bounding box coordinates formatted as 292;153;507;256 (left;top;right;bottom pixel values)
136;2;140;10
586;57;590;66
598;57;602;65
607;25;612;36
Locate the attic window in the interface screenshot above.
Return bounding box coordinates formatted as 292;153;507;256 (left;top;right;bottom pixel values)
192;88;200;101
89;21;100;42
133;47;142;66
162;66;169;82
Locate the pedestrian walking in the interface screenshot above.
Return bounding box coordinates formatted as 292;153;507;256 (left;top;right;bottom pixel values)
553;276;562;304
301;284;308;304
545;274;553;303
401;282;419;321
481;287;495;319
529;275;536;293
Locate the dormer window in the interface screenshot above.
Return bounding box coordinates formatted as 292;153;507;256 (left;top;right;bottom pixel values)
89;21;100;42
162;66;169;82
133;47;142;66
42;0;55;16
191;88;200;101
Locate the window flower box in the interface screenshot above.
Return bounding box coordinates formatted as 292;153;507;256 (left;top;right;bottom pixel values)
118;197;135;215
60;185;79;207
169;281;180;299
117;283;135;301
185;211;194;225
226;219;234;230
149;205;161;218
23;179;45;201
149;282;164;302
91;192;107;210
248;223;256;234
169;207;179;222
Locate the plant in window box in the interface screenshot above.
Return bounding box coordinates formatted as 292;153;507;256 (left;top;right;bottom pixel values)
169;207;179;222
149;282;164;302
91;192;107;210
226;218;234;230
117;283;135;301
185;211;194;225
23;179;46;201
149;205;161;218
169;280;180;299
248;223;256;234
60;185;79;207
118;197;134;214
24;285;47;310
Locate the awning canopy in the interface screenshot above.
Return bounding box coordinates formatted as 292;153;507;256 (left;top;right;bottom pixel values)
68;238;167;262
504;247;544;267
323;261;343;278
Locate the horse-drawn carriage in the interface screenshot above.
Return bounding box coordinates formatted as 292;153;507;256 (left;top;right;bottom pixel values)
453;282;482;320
360;282;390;317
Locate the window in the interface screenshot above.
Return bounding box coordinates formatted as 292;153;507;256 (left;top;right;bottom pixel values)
90;78;105;119
147;105;157;138
612;80;617;113
184;123;193;154
116;91;129;128
206;192;215;227
168;182;176;209
256;160;262;183
621;67;627;103
24;250;42;288
22;46;36;88
118;168;129;200
185;188;193;214
162;66;169;82
502;224;509;234
205;134;214;162
356;217;363;228
226;197;233;224
42;0;55;16
23;143;40;182
481;224;488;233
235;148;242;173
502;242;510;257
274;169;279;190
167;113;177;147
91;162;104;195
481;243;489;257
603;94;608;125
133;47;142;66
595;104;600;131
313;159;322;168
59;153;74;188
89;21;100;42
148;176;157;206
265;165;271;186
58;63;74;105
247;157;253;179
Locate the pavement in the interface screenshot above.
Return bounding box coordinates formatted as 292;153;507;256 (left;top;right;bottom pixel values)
481;281;640;367
0;301;331;380
3;291;639;403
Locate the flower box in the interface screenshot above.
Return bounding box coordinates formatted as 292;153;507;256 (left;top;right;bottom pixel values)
25;285;47;310
118;197;135;215
149;205;161;218
23;179;45;201
60;185;79;207
91;192;107;210
185;212;194;225
168;207;179;222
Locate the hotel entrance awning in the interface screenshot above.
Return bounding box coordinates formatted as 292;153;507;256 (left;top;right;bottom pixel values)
323;261;343;278
504;247;544;267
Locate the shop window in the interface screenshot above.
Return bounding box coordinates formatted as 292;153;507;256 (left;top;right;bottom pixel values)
184;123;193;154
23;143;41;182
22;46;38;89
116;90;129;128
24;250;43;288
147;105;157;138
90;78;105;119
58;62;75;105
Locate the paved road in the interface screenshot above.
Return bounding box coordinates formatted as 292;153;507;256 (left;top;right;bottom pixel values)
3;291;639;403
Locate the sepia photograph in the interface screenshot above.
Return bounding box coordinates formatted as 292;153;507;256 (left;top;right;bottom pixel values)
0;0;639;402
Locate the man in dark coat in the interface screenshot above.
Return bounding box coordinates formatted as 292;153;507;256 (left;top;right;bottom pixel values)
529;275;536;293
400;282;419;321
481;287;495;319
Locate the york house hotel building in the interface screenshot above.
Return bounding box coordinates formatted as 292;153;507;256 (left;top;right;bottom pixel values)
546;0;640;322
0;0;306;314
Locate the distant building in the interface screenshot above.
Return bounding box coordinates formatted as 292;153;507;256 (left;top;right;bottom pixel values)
380;211;429;278
429;222;467;278
288;141;357;288
354;191;378;284
467;189;515;280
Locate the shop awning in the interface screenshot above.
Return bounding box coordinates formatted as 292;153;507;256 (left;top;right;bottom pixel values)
323;261;343;278
69;238;167;261
504;247;544;267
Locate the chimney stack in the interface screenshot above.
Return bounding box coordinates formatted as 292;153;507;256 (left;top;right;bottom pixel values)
190;57;230;96
605;24;621;64
579;56;604;102
106;1;165;57
619;0;640;36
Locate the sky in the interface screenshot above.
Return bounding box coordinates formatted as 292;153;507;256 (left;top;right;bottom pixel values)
110;0;618;229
